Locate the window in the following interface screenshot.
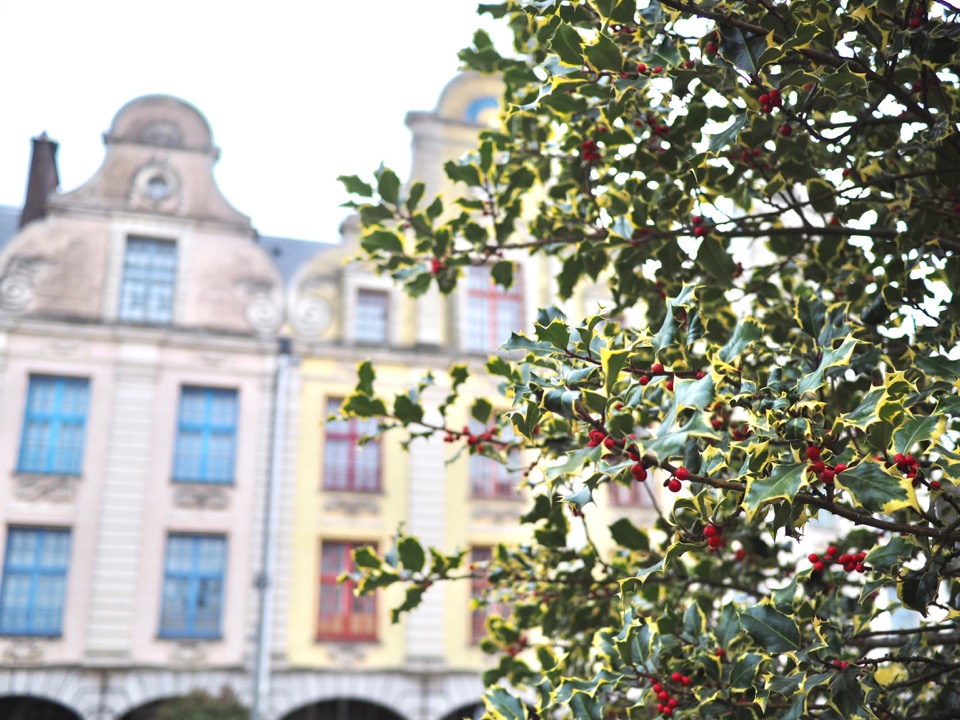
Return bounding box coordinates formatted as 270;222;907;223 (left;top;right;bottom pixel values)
173;387;238;484
318;541;376;640
470;546;508;643
469;419;519;499
17;376;89;475
464;265;523;353
610;481;654;508
118;237;177;324
0;528;71;636
322;399;380;492
355;290;388;344
159;534;226;639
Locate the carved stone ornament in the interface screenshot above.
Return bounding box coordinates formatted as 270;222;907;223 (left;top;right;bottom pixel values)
236;277;282;334
471;502;522;525
13;474;78;504
0;255;53;313
1;638;45;664
326;642;367;667
323;496;380;516
292;296;332;337
140;121;184;148
170;640;207;666
174;485;230;511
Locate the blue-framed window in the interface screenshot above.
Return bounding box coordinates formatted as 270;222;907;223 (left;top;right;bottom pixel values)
0;528;71;636
173;387;238;484
17;376;90;475
118;237;177;324
159;534;226;639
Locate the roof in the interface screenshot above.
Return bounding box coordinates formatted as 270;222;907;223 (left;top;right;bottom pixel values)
255;235;332;283
0;205;19;252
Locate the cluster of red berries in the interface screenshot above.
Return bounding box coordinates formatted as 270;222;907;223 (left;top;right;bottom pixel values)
704;34;719;56
805;446;846;484
443;426;493;452
758;88;784;114
908;6;925;28
580;139;601;163
633;113;671;137
635;62;665;76
639;362;666;387
691;215;710;238
506;634;529;657
832;659;851;670
704;523;725;549
665;466;691;493
650;673;691;716
724;144;767;169
889;452;940;489
808;545;867;574
778;123;794;137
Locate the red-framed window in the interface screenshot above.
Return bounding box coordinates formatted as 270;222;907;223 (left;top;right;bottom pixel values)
318;540;376;641
470;546;509;643
463;265;523;353
468;419;519;499
355;290;388;344
610;480;654;507
322;399;380;492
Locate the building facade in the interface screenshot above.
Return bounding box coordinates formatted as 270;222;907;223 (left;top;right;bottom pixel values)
0;75;661;720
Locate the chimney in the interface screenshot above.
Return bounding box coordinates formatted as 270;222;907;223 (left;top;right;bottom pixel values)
19;132;60;229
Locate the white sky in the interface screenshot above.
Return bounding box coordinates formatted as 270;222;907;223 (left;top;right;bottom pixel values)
0;1;509;242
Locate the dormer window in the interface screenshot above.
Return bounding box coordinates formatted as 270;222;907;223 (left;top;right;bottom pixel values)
355;290;388;345
118;237;177;324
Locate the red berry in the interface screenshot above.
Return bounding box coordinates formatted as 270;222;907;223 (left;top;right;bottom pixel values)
711;418;723;430
675;467;690;481
809;460;825;474
430;258;443;274
684;60;695;69
662;708;673;716
668;698;679;708
705;41;719;55
696;371;706;379
909;16;922;28
893;453;906;465
704;525;718;538
653;683;663;693
604;437;616;449
707;536;722;548
631;464;648;482
666;379;674;391
693;225;708;237
826;545;838;556
637;62;648;74
639;375;650;386
658;690;670;701
758;93;770;106
820;469;836;484
834;463;847;473
808;553;820;563
778;123;793;137
931;480;942;490
671;671;683;683
668;479;682;493
734;548;746;561
681;675;691;685
653;66;663;74
691;215;703;225
651;362;664;374
814;560;825;571
805;446;821;460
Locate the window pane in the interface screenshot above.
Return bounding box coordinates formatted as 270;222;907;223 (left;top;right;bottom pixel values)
118;237;177;323
0;529;71;635
355;290;388;344
322;400;380;492
18;377;90;475
173;388;237;484
318;542;374;640
160;535;226;638
464;265;522;353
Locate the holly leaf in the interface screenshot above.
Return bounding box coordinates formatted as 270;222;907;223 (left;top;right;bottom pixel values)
609;517;649;551
739;603;801;652
743;463;807;520
797;336;857;396
398;536;426;573
834;461;919;514
842;387;883;429
893;414;943;455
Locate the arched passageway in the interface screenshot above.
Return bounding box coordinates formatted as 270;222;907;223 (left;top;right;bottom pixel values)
439;702;485;720
0;695;81;720
281;698;408;720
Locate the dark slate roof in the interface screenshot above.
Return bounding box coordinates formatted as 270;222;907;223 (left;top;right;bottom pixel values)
0;205;20;252
255;235;331;283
